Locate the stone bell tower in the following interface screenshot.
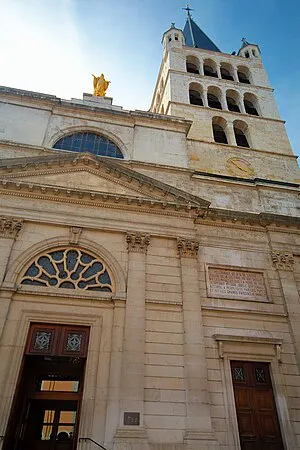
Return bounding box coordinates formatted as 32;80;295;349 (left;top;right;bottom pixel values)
150;7;299;183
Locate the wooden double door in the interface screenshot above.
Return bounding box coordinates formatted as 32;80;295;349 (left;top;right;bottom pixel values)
4;324;90;450
231;361;284;450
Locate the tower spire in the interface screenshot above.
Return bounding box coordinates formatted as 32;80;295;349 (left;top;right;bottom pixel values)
183;3;194;18
183;3;196;47
182;3;221;52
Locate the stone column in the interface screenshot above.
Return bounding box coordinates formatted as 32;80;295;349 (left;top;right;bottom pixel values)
202;87;208;107
239;93;246;114
199;60;204;76
233;67;239;82
221;90;228;111
271;251;300;366
177;238;219;449
216;63;221;79
226;121;237;146
114;232;150;449
237;93;246;114
0;217;23;340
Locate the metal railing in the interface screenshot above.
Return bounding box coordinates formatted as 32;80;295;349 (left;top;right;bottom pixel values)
79;437;107;450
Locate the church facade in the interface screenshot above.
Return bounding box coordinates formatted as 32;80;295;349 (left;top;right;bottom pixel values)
0;11;299;450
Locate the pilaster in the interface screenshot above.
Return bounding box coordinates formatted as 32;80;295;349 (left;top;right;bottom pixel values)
0;217;23;341
271;251;300;366
114;233;150;450
177;238;219;449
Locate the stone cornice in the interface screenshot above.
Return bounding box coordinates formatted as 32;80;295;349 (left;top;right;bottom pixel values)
126;232;150;253
195;208;300;230
170;99;286;124
0;178;202;216
0;86;192;133
169;69;275;93
0;152;209;210
0;216;23;239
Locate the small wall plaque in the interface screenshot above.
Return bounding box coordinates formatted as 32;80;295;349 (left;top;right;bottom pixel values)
124;412;140;426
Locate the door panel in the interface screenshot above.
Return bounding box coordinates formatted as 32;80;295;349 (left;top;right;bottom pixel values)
231;361;284;450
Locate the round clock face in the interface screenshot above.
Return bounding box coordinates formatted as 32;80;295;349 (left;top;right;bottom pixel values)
226;157;255;177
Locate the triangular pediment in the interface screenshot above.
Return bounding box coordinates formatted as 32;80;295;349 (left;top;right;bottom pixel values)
5;168;148;198
0;152;210;213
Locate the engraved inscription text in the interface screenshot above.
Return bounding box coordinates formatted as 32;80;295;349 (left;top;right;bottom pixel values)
208;267;268;301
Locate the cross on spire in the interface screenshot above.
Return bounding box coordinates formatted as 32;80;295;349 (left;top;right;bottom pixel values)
183;3;194;18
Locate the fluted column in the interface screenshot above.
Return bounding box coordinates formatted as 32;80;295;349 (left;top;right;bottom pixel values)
0;217;23;340
114;232;150;447
177;238;219;448
271;251;300;366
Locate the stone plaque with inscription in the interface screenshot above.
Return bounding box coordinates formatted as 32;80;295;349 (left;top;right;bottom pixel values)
207;266;269;302
124;412;140;426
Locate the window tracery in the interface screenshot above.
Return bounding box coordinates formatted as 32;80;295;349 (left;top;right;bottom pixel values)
21;248;113;292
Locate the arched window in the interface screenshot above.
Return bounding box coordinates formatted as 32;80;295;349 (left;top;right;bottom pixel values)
233;121;250;147
237;67;250;84
226;90;240;112
186;56;200;74
189;83;203;106
189;90;203;106
220;64;234;81
244;94;259;116
207;87;222;109
227;98;240;112
203;59;218;78
244;100;258;115
53;133;124;159
208;94;221;109
20;248;113;292
212;118;228;144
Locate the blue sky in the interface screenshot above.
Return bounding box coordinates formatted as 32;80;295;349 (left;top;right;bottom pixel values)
1;0;299;158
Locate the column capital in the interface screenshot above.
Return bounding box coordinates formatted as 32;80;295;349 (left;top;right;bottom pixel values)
177;238;199;258
271;251;294;271
126;232;150;253
0;216;23;239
